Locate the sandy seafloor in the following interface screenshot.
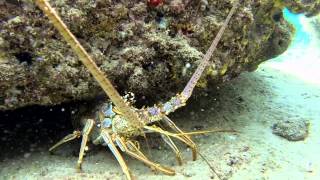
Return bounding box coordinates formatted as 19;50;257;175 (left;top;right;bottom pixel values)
0;10;320;180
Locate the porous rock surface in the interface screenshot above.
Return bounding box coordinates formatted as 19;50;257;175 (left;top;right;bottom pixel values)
0;0;319;110
272;118;309;141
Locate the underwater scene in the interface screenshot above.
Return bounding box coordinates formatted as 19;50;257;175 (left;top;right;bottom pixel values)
0;1;320;180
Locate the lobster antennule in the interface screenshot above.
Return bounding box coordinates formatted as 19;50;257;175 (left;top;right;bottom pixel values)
144;125;237;137
175;129;238;136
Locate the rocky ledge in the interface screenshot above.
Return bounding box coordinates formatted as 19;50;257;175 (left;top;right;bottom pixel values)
0;0;319;110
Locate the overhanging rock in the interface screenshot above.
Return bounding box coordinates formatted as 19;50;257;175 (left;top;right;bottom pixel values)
0;0;319;110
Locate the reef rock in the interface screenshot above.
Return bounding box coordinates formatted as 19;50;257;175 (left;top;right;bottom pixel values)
0;0;319;110
272;118;309;141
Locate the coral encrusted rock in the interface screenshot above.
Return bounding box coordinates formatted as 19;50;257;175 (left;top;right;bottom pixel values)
0;0;319;110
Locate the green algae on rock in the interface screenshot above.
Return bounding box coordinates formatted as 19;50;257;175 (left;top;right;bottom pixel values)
0;0;319;110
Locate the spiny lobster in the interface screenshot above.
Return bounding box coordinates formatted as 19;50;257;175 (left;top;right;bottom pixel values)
34;0;238;179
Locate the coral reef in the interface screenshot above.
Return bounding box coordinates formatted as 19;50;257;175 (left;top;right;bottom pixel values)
279;0;320;16
0;0;319;110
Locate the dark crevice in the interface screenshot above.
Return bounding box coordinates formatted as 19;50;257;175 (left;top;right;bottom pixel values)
272;11;282;22
0;96;4;105
278;39;284;47
14;52;33;65
0;100;94;161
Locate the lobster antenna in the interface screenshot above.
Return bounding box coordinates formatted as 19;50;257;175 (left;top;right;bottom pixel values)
181;1;239;100
35;0;142;127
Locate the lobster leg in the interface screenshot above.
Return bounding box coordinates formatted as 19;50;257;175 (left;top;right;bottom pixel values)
101;131;133;180
162;115;198;160
160;134;183;165
49;130;81;152
116;137;176;176
77;119;95;170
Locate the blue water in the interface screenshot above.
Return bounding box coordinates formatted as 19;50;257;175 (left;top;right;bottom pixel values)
283;8;311;46
265;8;320;86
